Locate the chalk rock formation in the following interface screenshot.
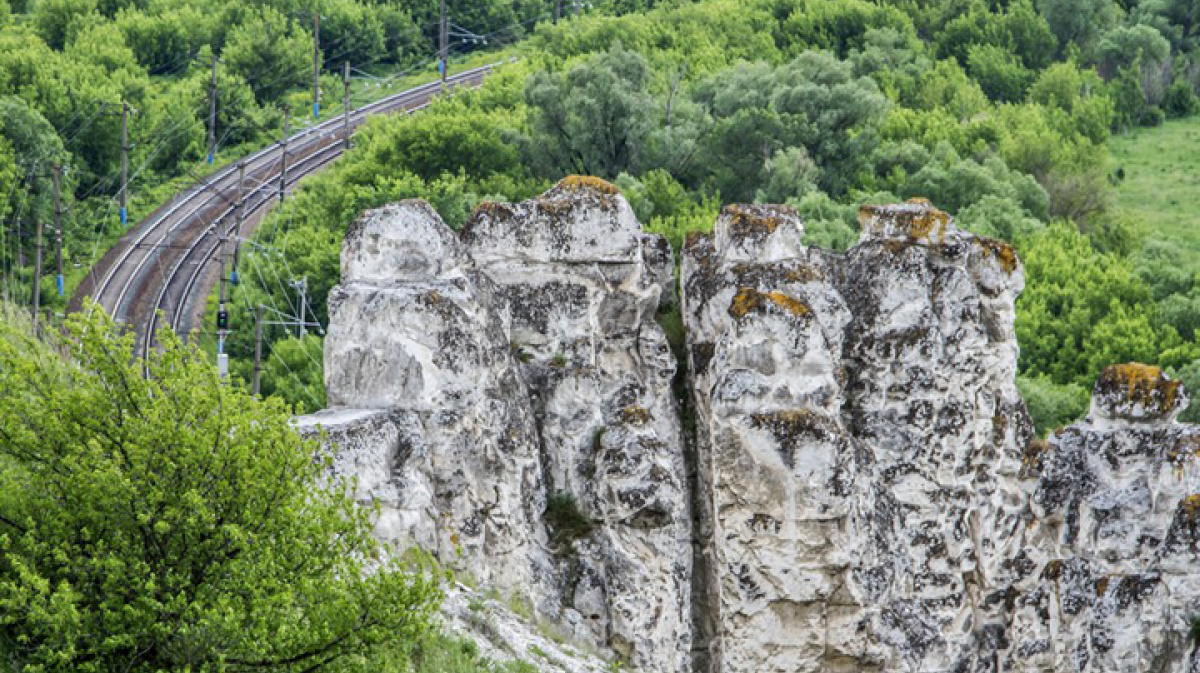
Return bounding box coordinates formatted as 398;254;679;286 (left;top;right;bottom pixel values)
304;180;691;673
303;187;1200;673
682;200;1032;672
1005;364;1200;672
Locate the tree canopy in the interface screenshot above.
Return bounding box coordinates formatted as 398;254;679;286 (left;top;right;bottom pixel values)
0;306;443;672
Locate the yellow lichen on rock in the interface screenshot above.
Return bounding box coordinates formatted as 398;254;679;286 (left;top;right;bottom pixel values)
555;175;620;196
750;410;835;439
859;199;952;244
975;238;1021;274
620;405;654;426
728;287;812;321
1022;438;1051;473
1041;559;1064;580
1169;436;1200;470
1181;494;1200;520
471;200;517;220
723;204;783;239
1097;363;1182;414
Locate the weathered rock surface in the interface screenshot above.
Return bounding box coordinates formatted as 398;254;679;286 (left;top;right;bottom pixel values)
304;180;691;673
682;200;1031;672
301;187;1200;673
1005;364;1200;673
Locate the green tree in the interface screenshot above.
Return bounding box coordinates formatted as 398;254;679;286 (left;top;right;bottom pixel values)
694;50;890;198
775;0;914;56
524;43;656;179
0;95;69;223
0;306;442;671
756;146;819;204
221;5;314;104
1016;375;1090;435
1015;222;1195;387
1170;359;1200;423
1162;78;1198;118
898;144;1049;218
115;5;211;75
1027;61;1114;143
966;43;1033;102
1036;0;1121;54
317;0;386;71
956;194;1046;241
1096;24;1171;77
262;334;328;414
31;0;97;50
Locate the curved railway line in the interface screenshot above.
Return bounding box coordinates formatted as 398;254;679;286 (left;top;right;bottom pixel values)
71;64;498;361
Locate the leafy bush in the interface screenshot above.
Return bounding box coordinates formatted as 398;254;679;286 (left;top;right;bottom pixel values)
1017;374;1090;435
1163;80;1199;118
544;493;595;551
0;305;444;671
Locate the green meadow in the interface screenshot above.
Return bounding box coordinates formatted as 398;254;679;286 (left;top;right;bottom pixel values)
1110;116;1200;258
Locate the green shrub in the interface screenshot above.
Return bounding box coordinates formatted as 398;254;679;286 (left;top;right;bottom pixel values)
1163;80;1199;119
1017;374;1090;435
544;492;595;551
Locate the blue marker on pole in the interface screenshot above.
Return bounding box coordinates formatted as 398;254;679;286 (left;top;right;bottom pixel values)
56;274;64;297
207;152;214;165
313;102;319;119
120;207;127;227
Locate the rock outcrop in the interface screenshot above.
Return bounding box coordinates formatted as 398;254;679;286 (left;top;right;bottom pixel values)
304;180;691;673
682;200;1031;672
1006;364;1200;672
300;186;1200;673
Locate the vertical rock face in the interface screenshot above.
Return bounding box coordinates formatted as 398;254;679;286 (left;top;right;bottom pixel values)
319;201;551;599
304;189;1200;673
682;200;1030;672
1006;364;1200;673
303;181;691;673
461;178;691;671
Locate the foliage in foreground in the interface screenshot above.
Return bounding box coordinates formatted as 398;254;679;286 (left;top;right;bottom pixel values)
0;305;444;672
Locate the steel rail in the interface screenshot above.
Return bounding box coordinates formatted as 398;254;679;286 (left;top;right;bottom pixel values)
75;64;496;355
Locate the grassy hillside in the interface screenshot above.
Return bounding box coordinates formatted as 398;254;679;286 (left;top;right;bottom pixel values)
1110;116;1200;257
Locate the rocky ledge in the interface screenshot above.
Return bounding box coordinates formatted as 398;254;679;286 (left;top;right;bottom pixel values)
298;184;1200;673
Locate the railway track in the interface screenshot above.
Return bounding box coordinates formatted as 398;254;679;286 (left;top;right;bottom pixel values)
71;64;497;361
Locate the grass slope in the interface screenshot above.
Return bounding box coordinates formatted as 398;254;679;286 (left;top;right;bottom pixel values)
1110;116;1200;256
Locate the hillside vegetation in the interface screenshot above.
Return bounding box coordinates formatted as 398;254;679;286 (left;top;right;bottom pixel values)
5;0;1200;669
2;0;1199;429
1111;117;1200;255
0;0;566;312
215;0;1200;435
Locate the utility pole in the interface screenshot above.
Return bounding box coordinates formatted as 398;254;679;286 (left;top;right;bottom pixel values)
555;0;562;23
31;193;43;327
15;175;27;267
289;276;308;337
52;165;63;297
216;162;244;380
439;0;448;91
343;60;352;150
207;54;218;164
119;101;129;227
279;106;290;203
313;6;321;119
298;277;306;337
253;304;264;395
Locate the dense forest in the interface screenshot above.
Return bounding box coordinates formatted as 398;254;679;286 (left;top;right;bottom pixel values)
1;0;1200;427
0;0;552;312
212;0;1200;435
